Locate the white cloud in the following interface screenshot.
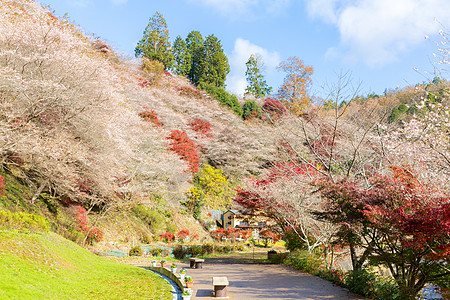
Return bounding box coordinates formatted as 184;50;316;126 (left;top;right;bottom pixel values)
187;0;291;18
305;0;450;65
227;38;280;95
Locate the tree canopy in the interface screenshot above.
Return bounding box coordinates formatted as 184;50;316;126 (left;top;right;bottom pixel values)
172;31;229;88
277;56;313;113
135;12;174;69
244;54;272;99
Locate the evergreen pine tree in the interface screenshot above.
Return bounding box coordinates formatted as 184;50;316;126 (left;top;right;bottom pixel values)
172;36;191;76
135;12;174;69
200;35;230;87
245;54;272;99
186;31;205;86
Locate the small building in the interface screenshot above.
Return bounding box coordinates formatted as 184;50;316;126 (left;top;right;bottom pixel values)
217;209;267;230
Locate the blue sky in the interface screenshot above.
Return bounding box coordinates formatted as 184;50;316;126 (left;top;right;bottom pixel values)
39;0;450;99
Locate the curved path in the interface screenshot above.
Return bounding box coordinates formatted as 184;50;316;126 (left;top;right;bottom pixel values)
182;255;365;300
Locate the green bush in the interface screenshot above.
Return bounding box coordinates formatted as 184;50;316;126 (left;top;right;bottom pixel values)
284;229;307;251
286;250;323;274
199;82;242;116
269;252;288;264
201;243;214;254
187;245;206;257
345;268;398;299
233;244;245;252
129;246;143;257
242;99;262;120
150;247;162;257
131;204;165;233
0;210;49;232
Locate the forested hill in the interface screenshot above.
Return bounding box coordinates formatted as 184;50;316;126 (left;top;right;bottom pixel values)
0;0;448;250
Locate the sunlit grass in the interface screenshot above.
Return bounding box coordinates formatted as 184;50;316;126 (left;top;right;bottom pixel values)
0;231;172;299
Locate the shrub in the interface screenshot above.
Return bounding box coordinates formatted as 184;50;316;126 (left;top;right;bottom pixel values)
201;243;214;254
173;245;188;259
284;228;307;251
316;268;345;286
0;210;49;232
0;175;5;196
177;86;203;99
259;229;280;247
345;268;399;299
73;206;104;244
286;250;323;274
268;252;289;264
233;244;245;252
189;118;212;137
129;246;143;256
177;229;190;242
160;232;175;243
138;107;162;127
242;99;262;120
141;59;165;86
166;130;199;173
187;245;205;257
199;82;242;116
132;204;165;233
262;98;286;119
85;227;104;245
150;247;163;257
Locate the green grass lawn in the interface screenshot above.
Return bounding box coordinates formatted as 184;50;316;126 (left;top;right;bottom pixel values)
0;230;172;299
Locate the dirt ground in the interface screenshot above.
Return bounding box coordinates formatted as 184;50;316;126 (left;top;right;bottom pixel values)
181;250;365;300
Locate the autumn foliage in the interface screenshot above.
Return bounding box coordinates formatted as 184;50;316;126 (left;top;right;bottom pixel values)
277;56;313;113
262;97;287;119
189;118;212;137
166;130;199;173
160;232;175;243
138;107;162;127
210;228;252;241
75;206;104;244
0;175;5;196
316;166;450;297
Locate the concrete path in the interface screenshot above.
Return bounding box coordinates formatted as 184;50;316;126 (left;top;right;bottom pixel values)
180;257;364;300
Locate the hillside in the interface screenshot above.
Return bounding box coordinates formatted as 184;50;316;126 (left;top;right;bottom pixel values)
1;0;449;257
0;0;283;245
0;229;171;299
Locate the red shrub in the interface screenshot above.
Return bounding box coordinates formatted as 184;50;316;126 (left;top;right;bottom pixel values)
137;77;149;87
189;118;212;137
75;206;89;232
210;228;226;241
177;86;203;99
177;229;190;240
259;229;280;242
166;130;199;173
87;227;104;244
75;205;104;244
160;232;175;243
138;107;162;127
0;175;5;196
262;98;286;119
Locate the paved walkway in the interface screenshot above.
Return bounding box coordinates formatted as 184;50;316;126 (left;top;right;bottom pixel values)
180;256;364;300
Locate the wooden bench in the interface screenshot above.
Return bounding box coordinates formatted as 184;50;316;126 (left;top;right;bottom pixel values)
189;258;205;269
212;276;229;298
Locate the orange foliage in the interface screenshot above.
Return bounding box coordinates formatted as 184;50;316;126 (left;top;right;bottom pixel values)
277;57;313;114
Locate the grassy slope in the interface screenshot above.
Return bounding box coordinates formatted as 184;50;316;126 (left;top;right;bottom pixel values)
0;231;171;299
